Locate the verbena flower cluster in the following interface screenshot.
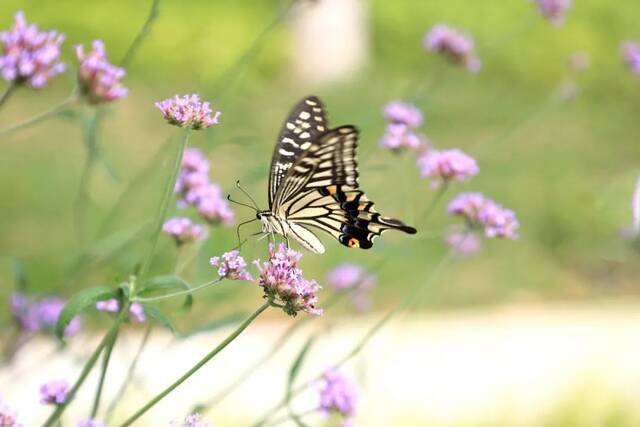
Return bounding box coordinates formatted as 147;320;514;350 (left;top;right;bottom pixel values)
10;293;81;336
169;413;212;427
319;369;359;421
448;192;519;240
327;263;377;312
162;216;207;245
380;101;427;152
534;0;572;26
621;41;640;76
444;229;482;256
156;94;221;130
75;40;128;104
417;148;479;187
210;250;253;281
96;298;146;323
423;24;481;72
0;398;23;427
254;243;322;316
175;147;234;226
39;379;70;405
0;11;65;88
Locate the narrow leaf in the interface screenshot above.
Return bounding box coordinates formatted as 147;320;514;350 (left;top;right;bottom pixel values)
287;334;317;392
56;287;117;340
142;303;176;333
11;258;27;291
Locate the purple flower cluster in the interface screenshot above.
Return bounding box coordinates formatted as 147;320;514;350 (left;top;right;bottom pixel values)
162;217;207;245
423;24;481;72
621;41;640;76
380;101;428;152
155;94;221;130
210;250;253;281
95;299;146;323
75;40;127;104
254;243;322;316
175;148;234;226
448;192;519;239
0;11;65;88
319;369;358;420
444;230;482;256
10;293;81;336
534;0;572;26
327;263;377;312
76;419;106;427
169;413;212;427
417;149;479;187
0;398;22;427
39;379;69;405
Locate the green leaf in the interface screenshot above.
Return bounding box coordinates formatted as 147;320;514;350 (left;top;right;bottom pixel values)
56;287;117;340
138;275;193;310
141;303;176;333
287;334;317;393
177;312;248;339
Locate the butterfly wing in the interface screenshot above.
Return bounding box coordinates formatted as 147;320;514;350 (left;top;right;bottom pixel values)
267;96;329;209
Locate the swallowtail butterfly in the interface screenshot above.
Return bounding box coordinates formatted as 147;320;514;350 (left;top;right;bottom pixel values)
256;96;417;254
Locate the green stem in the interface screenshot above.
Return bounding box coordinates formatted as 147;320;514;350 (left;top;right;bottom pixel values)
0;82;16;112
0;95;77;136
119;0;161;68
421;183;449;222
263;408;318;427
118;300;271;427
41;304;130;427
134;277;223;303
74;109;102;243
90;327;120;418
137;130;189;287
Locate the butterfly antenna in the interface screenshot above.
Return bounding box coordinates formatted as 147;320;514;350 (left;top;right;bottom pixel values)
235;217;258;250
227;194;258;212
235;180;260;210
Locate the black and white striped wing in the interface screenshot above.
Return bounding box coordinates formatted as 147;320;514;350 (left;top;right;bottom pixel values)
267;96;328;209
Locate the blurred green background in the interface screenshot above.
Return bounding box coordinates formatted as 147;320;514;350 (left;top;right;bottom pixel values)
1;0;640;323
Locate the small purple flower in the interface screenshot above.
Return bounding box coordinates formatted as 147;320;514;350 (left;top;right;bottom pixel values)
75;40;127;104
96;299;146;323
319;369;358;419
445;230;482;256
155;94;221;130
210;250;253;281
417;149;478;187
254;244;322;316
423;24;481;72
197;189;235;225
10;292;39;332
534;0;572;26
379;123;427;152
39;379;69;405
382;101;423;128
76;419;106;427
129;303;146;323
621;41;640;76
95;298;119;313
169;413;212;427
0;398;23;427
163;217;207;245
10;294;81;336
181;148;210;174
448;193;519;240
327;264;364;291
0;11;65;88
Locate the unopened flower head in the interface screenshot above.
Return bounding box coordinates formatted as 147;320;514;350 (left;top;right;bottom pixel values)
448;192;519;240
379;123;427;152
534;0;572;26
76;419;106;427
75;40;127;104
163;217;207;245
169;413;212;427
210;250;253;281
96;299;146;323
39;379;69;405
0;11;65;88
382;101;423;128
0;398;23;427
155;94;220;130
319;369;358;418
621;41;640;76
445;230;482;256
423;24;481;72
254;243;322;316
417;148;478;187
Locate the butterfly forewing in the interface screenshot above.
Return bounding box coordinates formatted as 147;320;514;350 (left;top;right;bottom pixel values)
267;96;329;208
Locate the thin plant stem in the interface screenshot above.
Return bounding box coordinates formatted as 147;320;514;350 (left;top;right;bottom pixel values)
263;407;319;427
0;95;77;136
42;304;131;427
117;300;272;427
119;0;161;68
421;183;449;223
137;130;189;286
90;327;120;418
134;277;223;303
104;324;153;423
0;82;16;111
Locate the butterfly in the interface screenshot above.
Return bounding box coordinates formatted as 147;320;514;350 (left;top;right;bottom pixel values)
255;95;417;254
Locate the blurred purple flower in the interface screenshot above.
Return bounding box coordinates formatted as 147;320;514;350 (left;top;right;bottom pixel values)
448;192;519;240
95;298;119;313
379;123;427;152
445;230;482;256
96;299;146;323
327;264;364;291
0;397;23;427
163;217;207;245
210;250;253;281
129;303;146;323
10;292;39;332
0;11;65;88
75;40;127;104
382;101;423;128
76;419;106;427
10;293;80;336
632;177;640;236
534;0;572;26
39;379;69;405
170;413;212;427
319;369;358;419
254;243;322;316
423;24;481;72
155;94;220;130
621;41;640;76
417;149;478;187
196;187;235;225
568;52;590;72
181;148;210;175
